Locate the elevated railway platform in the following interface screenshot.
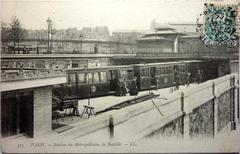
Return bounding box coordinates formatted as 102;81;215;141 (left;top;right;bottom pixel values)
1;73;239;154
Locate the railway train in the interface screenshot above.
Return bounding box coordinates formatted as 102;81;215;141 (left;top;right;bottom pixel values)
52;59;230;99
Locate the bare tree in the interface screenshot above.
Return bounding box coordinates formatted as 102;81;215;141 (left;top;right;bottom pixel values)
9;16;25;54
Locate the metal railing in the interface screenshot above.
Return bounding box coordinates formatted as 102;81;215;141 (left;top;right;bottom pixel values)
1;68;66;82
136;51;238;59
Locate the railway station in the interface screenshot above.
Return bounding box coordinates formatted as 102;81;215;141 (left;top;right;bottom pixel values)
1;42;239;145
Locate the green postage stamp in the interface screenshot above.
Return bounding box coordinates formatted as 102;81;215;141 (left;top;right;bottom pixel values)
200;3;238;46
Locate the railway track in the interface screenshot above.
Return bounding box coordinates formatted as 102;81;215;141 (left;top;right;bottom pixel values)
96;92;159;114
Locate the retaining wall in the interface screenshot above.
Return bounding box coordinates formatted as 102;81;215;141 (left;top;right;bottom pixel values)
60;74;239;141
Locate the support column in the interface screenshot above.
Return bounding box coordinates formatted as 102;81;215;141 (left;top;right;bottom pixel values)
33;86;52;137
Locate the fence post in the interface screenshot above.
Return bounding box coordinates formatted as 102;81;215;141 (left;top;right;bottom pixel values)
181;92;184;113
237;79;239;124
231;76;236;130
212;81;218;138
181;92;189;139
109;115;114;140
180;92;184;138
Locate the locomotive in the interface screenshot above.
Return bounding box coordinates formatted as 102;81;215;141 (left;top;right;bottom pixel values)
53;59;230;99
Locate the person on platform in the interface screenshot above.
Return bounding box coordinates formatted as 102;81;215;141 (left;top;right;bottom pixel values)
115;78;122;96
71;100;79;116
174;68;180;90
197;70;202;84
121;79;128;96
186;72;191;87
155;78;159;91
129;80;138;96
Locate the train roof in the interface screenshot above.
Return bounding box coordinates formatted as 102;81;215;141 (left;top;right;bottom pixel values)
133;60;203;67
66;60;203;72
67;65;133;72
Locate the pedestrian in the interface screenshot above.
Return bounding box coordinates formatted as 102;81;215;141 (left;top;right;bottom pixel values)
156;78;159;91
121;79;128;96
71;100;79;116
129;80;138;96
186;72;191;87
115;78;122;96
174;69;180;90
197;70;202;84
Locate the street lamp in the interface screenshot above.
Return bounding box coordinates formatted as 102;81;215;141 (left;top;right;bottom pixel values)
46;17;53;54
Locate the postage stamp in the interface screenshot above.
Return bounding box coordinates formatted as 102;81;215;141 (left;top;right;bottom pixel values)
200;3;238;46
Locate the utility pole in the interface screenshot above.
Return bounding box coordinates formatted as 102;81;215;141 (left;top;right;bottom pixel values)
47;17;53;54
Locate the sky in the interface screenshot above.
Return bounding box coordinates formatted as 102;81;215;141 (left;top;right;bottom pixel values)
1;0;238;32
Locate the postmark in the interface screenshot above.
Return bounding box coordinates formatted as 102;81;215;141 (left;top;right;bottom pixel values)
199;3;238;46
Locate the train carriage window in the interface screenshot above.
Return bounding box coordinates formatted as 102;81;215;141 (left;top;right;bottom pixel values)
150;67;155;77
140;68;144;76
72;63;78;68
127;69;133;79
165;67;168;74
100;72;107;82
146;68;150;76
68;73;76;84
120;70;127;79
160;67;163;74
93;72;100;83
168;67;172;74
166;67;169;74
159;67;162;75
110;70;118;80
179;65;182;72
87;73;93;83
141;68;149;77
162;67;166;74
78;73;85;84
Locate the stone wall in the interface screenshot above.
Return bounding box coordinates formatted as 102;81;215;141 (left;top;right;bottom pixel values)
189;100;214;138
147;117;183;138
51;74;238;141
217;91;231;132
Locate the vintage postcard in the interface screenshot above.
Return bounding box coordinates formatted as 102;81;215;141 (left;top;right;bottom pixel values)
0;0;239;153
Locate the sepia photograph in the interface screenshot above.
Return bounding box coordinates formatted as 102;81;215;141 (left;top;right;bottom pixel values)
0;0;239;153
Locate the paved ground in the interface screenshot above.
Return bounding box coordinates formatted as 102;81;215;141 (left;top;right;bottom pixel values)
54;84;191;126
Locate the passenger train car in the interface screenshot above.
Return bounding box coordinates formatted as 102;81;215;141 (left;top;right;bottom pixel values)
53;65;135;99
53;59;230;99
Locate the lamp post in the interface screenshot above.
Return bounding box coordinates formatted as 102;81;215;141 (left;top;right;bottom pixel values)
46;17;53;54
80;34;83;54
